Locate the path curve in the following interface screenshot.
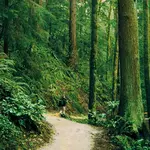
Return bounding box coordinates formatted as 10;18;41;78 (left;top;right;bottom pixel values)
39;113;101;150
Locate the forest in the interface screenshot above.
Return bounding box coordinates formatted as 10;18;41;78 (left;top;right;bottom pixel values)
0;0;150;150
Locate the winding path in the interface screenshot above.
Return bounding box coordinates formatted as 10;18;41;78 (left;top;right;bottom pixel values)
39;113;100;150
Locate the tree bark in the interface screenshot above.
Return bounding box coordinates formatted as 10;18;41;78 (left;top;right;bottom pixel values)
4;0;8;55
143;0;150;127
112;7;119;101
106;3;112;81
69;0;78;70
89;0;98;118
118;0;144;131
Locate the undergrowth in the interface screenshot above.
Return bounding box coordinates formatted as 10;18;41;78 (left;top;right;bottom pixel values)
87;100;150;150
13;45;89;114
0;44;90;149
0;55;53;150
0;44;116;149
62;114;89;124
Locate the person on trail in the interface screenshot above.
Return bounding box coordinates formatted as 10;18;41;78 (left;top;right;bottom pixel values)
58;94;67;116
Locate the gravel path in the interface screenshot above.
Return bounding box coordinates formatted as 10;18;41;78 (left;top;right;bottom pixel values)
39;113;100;150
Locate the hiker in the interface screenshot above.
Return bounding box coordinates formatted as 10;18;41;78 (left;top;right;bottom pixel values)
58;95;67;116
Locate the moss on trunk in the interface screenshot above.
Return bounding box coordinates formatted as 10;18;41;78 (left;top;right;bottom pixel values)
143;0;150;128
112;7;119;102
118;0;144;131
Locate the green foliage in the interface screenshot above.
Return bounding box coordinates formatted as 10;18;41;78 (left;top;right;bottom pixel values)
0;57;47;149
96;79;113;103
0;0;148;149
1;92;45;121
0;115;22;150
88;111;107;126
112;136;150;150
107;116;135;136
0;0;124;149
0;0;114;115
63;114;89;124
12;43;88;113
107;116;150;150
70;117;88;124
113;135;132;150
0;57;45;120
105;100;119;116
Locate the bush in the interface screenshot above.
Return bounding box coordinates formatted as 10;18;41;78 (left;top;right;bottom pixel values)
88;111;107;126
0;57;47;149
0;77;45;131
108;116;150;150
0;115;22;150
112;135;150;150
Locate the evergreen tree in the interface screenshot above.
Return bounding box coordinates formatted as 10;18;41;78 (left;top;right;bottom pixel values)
89;0;98;118
112;6;119;102
4;0;8;55
118;0;144;131
106;2;113;81
69;0;78;70
143;0;150;127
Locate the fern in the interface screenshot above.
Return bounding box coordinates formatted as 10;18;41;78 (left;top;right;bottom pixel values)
0;57;45;149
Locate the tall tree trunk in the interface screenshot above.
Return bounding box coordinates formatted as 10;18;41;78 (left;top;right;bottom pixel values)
89;0;98;118
69;0;78;70
118;0;144;131
4;0;8;55
112;7;119;101
106;3;112;80
143;0;150;127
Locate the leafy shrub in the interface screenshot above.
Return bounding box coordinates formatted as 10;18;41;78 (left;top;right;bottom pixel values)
108;116;136;137
20;45;88;113
106;100;119;116
0;57;47;149
87;100;119;126
88;111;107;126
1;88;45;122
112;135;132;150
0;115;22;150
107;116;150;150
0;77;45;131
112;135;150;150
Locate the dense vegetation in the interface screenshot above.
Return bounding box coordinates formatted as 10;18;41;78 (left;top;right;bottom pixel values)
0;0;150;149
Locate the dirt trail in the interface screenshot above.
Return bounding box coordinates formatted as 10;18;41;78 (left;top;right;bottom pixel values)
39;113;113;150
